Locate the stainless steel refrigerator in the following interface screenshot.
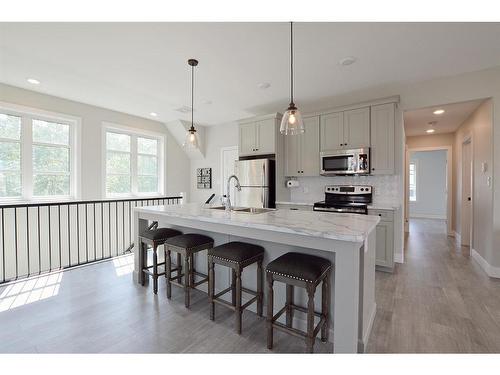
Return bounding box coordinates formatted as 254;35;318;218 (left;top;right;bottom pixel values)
234;158;275;208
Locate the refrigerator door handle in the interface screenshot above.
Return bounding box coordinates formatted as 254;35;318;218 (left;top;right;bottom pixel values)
262;163;265;187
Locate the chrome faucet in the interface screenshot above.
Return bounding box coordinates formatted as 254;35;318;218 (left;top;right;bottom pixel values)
225;174;242;211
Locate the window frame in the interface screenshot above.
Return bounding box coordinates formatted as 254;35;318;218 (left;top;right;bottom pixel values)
0;101;81;203
409;160;417;202
102;122;165;199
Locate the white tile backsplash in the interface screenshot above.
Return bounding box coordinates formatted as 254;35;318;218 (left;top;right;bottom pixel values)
289;175;401;206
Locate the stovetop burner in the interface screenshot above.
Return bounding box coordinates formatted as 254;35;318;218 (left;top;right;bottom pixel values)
313;185;373;215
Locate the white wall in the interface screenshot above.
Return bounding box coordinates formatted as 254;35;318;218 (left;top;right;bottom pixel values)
189;122;238;204
0;83;190;200
454;99;493;267
409;150;447;219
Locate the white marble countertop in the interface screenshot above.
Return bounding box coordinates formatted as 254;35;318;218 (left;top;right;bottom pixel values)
367;203;400;210
135;203;379;243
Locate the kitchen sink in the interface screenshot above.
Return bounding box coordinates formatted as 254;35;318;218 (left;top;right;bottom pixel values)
233;207;274;214
208;206;274;214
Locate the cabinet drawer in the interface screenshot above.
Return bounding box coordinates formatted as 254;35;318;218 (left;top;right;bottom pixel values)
276;203;313;211
368;209;393;222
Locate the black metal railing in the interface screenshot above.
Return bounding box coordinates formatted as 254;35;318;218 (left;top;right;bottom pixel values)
0;196;182;284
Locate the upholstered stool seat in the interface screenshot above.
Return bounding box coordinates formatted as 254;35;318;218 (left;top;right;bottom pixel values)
208;242;264;334
141;227;182;241
266;252;331;282
266;252;333;353
208;241;264;264
139;222;182;294
165;233;214;308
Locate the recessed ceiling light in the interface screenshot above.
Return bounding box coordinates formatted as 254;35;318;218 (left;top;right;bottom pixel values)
150;112;158;117
257;82;271;89
433;109;445;115
339;56;357;66
426;129;435;134
27;78;40;85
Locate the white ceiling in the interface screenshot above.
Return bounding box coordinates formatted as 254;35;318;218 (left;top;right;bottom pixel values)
1;23;500;126
404;99;485;136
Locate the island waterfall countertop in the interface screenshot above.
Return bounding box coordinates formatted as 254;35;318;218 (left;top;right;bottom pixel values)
134;203;380;243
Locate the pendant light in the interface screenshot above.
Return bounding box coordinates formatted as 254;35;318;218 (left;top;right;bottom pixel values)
280;22;304;135
183;58;200;149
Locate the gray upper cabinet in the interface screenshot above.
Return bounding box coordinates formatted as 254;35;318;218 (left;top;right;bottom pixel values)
285;116;320;176
320;107;370;152
238;117;276;156
370;103;395;175
320;111;344;152
343;107;370;149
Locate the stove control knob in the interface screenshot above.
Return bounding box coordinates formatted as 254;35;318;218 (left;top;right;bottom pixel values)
360;188;364;191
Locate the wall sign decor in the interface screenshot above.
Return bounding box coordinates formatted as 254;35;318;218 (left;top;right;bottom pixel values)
197;168;212;189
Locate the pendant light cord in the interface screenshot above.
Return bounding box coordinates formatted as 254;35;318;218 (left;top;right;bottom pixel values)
191;63;194;131
290;21;294;105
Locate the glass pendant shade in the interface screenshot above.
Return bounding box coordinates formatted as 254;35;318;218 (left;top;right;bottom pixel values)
183;128;199;150
280;105;305;135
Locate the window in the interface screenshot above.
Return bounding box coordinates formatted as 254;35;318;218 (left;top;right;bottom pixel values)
0;114;22;198
0;104;79;201
409;161;417;202
104;126;163;197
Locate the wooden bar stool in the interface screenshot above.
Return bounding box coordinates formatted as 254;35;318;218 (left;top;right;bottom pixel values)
266;252;332;353
139;222;182;294
165;233;214;308
207;241;264;334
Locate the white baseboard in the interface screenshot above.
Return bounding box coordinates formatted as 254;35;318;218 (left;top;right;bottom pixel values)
471;249;500;278
394;251;404;264
409;213;446;220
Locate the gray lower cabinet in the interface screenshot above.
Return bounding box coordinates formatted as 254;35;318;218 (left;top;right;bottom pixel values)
368;209;395;272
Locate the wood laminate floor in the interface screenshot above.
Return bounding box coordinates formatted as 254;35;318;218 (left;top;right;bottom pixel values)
367;219;500;353
1;218;499;353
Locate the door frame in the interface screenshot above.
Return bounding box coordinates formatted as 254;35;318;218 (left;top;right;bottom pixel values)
461;135;474;248
219;146;239;196
405;145;453;236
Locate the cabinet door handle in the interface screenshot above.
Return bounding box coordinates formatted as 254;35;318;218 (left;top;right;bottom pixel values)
372;168;375;171
339;143;343;146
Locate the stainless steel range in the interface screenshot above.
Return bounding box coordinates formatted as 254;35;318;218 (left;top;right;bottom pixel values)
313;185;372;215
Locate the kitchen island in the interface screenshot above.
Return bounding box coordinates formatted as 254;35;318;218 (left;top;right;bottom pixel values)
133;203;379;353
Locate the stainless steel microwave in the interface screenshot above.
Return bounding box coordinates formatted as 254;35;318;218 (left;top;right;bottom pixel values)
320;148;370;176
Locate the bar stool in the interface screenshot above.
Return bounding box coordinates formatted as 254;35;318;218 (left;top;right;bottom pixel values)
207;241;264;334
164;233;214;308
266;252;332;353
139;222;182;294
